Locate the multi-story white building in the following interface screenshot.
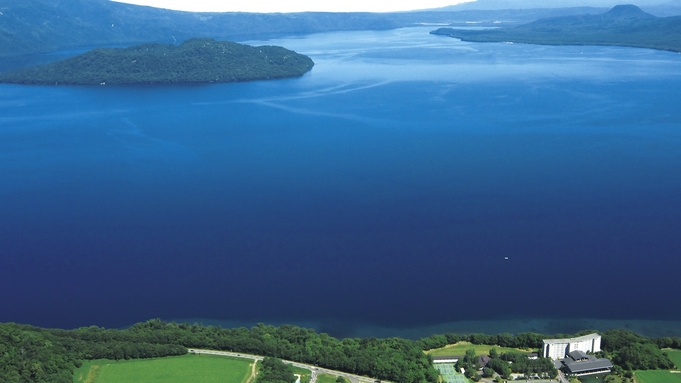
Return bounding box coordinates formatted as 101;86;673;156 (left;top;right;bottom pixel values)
542;333;602;359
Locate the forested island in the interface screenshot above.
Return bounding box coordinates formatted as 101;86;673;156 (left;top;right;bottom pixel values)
0;38;314;85
1;319;680;383
432;5;681;53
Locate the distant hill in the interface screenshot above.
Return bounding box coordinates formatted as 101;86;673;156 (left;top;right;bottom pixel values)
0;0;404;58
0;38;314;85
0;0;651;59
431;5;681;52
443;0;678;10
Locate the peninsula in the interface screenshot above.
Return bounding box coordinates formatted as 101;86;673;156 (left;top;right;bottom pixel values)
0;38;314;85
431;5;681;53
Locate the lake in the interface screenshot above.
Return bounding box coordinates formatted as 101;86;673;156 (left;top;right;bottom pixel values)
1;27;681;338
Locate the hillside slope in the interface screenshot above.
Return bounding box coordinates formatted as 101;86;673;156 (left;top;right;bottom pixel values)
0;38;314;85
431;5;681;52
0;0;400;57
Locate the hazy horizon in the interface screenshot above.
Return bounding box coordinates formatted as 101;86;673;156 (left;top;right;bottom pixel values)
110;0;678;13
110;0;473;13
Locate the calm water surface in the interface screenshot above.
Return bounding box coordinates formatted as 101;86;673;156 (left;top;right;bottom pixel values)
1;28;681;336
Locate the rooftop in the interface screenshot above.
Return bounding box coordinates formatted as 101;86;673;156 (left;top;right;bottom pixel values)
543;333;600;344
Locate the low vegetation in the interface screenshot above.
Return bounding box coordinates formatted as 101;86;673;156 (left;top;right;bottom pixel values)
315;373;341;383
0;38;314;85
634;370;681;383
425;341;532;357
666;349;681;368
73;354;252;383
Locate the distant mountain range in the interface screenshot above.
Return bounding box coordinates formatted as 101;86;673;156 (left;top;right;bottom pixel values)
0;38;314;85
444;0;681;10
2;0;672;59
440;0;681;16
432;5;681;52
0;0;405;58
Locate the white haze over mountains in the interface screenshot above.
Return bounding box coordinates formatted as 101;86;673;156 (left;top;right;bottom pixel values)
444;0;681;10
112;0;680;12
110;0;473;13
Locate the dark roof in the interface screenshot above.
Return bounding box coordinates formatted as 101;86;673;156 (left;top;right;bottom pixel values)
562;357;613;374
478;355;491;367
568;350;592;361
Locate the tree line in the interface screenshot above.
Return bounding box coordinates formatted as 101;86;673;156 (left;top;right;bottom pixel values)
0;320;438;383
2;320;680;383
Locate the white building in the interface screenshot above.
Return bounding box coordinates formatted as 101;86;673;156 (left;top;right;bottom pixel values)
542;333;602;359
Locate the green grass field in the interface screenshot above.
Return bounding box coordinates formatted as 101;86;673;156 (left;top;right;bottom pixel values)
290;365;312;382
316;373;341;383
426;341;534;357
73;354;253;383
635;370;681;383
666;349;681;369
633;350;681;383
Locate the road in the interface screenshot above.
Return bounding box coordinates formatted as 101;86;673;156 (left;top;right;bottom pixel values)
188;349;382;383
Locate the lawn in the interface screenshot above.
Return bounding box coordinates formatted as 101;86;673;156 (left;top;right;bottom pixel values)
290;365;312;382
73;354;253;383
635;370;681;383
666;349;681;369
426;341;534;357
316;373;341;383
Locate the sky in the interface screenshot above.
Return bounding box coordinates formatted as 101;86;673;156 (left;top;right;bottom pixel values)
111;0;475;13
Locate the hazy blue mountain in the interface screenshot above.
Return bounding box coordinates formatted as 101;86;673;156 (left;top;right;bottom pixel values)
444;0;677;10
432;5;681;52
438;0;681;16
0;0;402;57
0;0;647;59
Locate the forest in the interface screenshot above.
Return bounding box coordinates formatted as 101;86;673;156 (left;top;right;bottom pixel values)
0;38;314;85
2;320;680;383
0;320;437;383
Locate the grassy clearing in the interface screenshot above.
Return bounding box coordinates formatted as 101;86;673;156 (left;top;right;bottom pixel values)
666;349;681;369
635;370;681;383
316;373;341;383
426;341;534;357
290;365;312;381
73;354;252;383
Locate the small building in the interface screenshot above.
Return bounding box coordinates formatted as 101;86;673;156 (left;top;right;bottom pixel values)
478;355;491;368
432;356;461;364
542;333;602;359
560;350;613;376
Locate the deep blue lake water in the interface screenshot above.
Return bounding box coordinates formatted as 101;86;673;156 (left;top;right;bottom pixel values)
2;28;681;338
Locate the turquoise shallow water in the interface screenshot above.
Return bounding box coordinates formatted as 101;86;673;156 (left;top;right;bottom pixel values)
1;28;681;336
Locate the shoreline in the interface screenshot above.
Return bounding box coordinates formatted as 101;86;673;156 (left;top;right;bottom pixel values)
166;317;681;339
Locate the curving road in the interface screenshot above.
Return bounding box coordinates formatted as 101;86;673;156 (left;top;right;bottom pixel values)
188;349;382;383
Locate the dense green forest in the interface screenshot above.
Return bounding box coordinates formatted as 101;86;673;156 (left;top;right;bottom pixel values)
257;357;297;383
2;320;681;383
432;5;681;53
0;38;314;85
0;320;438;383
